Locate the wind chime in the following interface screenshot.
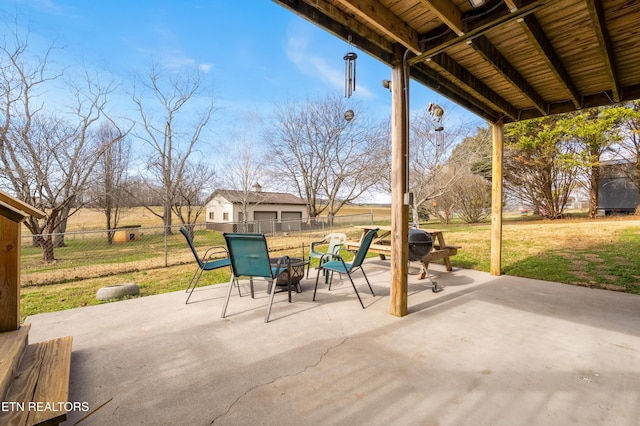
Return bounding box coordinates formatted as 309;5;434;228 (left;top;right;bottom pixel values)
428;103;445;154
343;36;357;98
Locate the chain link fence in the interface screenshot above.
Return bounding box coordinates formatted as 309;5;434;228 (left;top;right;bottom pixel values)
20;213;384;287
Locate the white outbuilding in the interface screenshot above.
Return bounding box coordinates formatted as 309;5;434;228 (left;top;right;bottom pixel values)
206;184;308;233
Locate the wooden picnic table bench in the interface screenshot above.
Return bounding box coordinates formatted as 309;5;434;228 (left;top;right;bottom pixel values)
344;225;461;277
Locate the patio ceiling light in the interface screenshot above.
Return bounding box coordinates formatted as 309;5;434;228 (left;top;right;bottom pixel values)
468;0;486;7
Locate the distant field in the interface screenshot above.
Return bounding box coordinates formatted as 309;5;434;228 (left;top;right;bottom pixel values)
66;207;181;230
63;205;393;231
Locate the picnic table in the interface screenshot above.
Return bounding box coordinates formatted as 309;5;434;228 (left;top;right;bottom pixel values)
344;225;461;277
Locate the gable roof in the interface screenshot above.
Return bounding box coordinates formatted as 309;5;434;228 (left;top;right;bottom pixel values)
274;0;640;123
213;189;308;206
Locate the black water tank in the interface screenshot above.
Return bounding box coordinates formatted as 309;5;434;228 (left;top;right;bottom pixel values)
408;229;433;261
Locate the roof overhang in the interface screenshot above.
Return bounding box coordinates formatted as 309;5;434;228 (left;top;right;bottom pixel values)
273;0;640;123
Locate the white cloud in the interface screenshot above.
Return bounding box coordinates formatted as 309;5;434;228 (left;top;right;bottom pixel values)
285;25;374;98
199;63;214;73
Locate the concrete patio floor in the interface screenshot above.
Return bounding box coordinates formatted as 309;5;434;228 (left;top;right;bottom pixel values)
26;259;640;426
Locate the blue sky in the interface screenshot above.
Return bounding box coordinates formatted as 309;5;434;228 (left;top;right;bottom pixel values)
2;0;484;200
2;0;483;118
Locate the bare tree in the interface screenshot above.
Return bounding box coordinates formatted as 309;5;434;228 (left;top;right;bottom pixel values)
174;160;218;237
446;127;493;223
450;173;491;223
131;63;217;233
265;93;385;223
0;24;119;262
219;137;268;228
407;108;479;225
90;122;131;244
51;70;121;247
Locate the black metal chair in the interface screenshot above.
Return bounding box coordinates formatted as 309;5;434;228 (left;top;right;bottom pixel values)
180;227;231;304
313;228;378;308
221;233;292;323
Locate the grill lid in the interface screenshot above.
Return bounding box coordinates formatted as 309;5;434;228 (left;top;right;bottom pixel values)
408;229;433;261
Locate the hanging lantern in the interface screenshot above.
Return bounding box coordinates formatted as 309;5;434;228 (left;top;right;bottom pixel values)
343;52;357;98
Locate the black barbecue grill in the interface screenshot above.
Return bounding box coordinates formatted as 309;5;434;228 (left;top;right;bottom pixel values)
407;229;442;292
408;229;433;261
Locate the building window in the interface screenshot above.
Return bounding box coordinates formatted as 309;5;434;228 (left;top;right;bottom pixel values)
223;212;229;221
209;212;214;220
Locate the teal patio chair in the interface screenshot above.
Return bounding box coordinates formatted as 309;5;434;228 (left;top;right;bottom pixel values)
221;233;292;323
180;227;232;304
313;228;378;309
306;232;347;278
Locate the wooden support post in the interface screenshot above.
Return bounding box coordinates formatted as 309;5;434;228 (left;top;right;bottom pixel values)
490;120;504;276
389;52;409;317
0;215;21;331
0;191;45;332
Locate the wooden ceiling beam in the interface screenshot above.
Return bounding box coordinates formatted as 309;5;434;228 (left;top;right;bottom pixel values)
519;84;640;120
469;35;547;115
503;0;518;12
411;0;551;65
334;0;421;54
428;52;518;120
418;0;465;36
585;0;620;102
519;14;582;109
410;62;503;122
272;0;394;63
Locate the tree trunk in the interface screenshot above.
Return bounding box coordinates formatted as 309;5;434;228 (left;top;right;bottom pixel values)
37;235;56;263
53;203;72;247
164;203;173;234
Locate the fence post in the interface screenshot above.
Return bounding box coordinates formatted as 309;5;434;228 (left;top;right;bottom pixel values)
164;225;169;267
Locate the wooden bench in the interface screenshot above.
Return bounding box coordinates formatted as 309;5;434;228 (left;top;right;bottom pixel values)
0;324;73;426
346;240;460;269
345;226;461;276
345;241;393;258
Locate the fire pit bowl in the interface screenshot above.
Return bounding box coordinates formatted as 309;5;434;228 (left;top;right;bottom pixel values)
270;257;306;285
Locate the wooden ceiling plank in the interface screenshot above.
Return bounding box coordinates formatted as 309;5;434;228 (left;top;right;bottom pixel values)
411;0;552;65
272;0;394;63
418;0;465;36
428;52;519;120
519;14;582;109
276;0;640;122
585;0;620;102
410;62;503;122
469;35;548;115
335;0;422;54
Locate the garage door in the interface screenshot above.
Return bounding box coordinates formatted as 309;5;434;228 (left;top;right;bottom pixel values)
254;211;277;234
281;211;302;231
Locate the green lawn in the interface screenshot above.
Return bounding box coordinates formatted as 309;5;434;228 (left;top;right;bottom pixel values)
19;216;640;321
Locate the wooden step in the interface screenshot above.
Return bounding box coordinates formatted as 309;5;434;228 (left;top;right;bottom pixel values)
0;334;73;426
0;323;30;401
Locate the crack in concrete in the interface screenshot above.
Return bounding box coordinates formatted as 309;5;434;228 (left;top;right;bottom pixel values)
208;336;349;425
